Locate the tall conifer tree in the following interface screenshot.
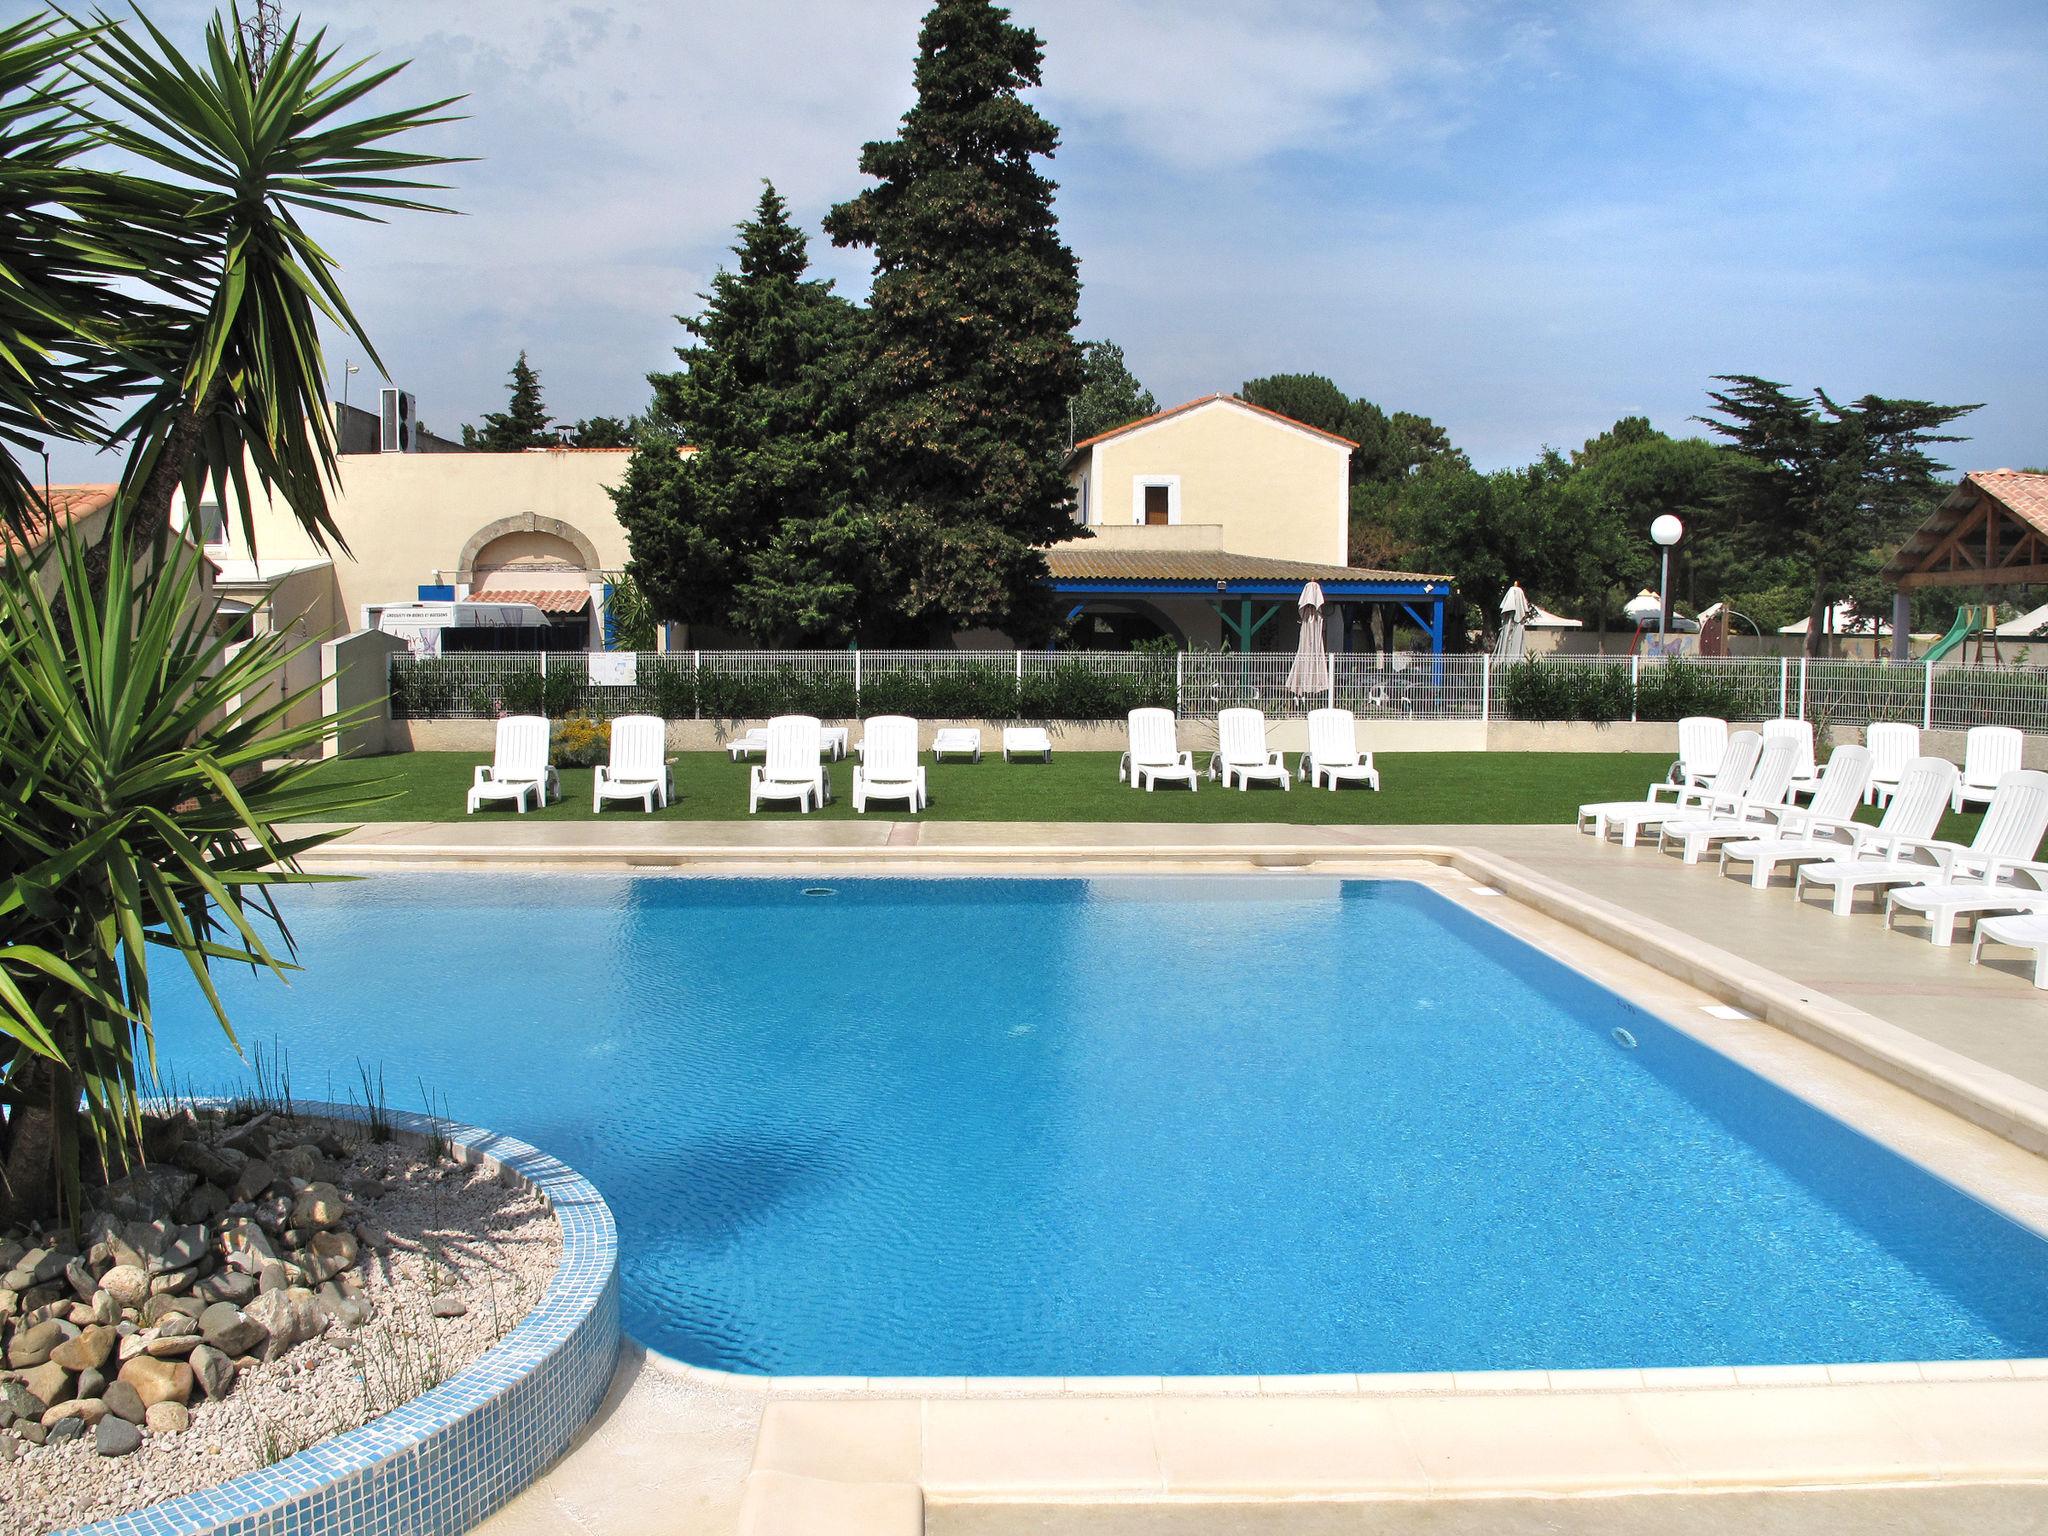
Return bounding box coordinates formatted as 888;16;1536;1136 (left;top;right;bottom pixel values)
463;351;554;449
613;183;862;636
826;0;1082;641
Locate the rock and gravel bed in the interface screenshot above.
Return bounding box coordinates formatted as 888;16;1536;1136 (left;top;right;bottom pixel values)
0;1107;561;1535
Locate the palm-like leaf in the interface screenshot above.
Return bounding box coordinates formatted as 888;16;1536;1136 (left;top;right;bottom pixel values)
69;5;465;549
0;512;390;1214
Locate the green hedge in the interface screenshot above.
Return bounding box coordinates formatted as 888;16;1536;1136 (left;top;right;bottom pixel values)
1497;658;1776;722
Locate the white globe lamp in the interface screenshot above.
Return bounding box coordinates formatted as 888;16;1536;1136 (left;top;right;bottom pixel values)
1649;515;1684;635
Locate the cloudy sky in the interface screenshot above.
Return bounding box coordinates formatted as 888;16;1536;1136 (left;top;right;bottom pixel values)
44;0;2048;481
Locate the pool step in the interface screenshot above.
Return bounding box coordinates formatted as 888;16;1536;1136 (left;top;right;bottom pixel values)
737;1470;923;1536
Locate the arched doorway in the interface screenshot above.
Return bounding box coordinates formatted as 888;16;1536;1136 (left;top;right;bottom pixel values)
457;513;602;647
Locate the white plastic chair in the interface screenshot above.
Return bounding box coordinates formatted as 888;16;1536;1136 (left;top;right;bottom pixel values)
748;715;830;813
1973;912;2048;989
1863;722;1920;806
1002;727;1052;762
853;715;926;812
1208;708;1290;791
1800;768;2048;918
1120;708;1197;792
1720;745;1906;890
1656;734;1804;864
1298;707;1378;791
1884;772;2048;943
1578;731;1761;848
726;726;769;761
1669;717;1728;789
1762;718;1821;800
466;715;558;814
1955;725;2024;812
593;714;671;813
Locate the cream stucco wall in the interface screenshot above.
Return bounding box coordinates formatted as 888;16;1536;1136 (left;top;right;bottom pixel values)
1067;399;1351;566
176;449;636;630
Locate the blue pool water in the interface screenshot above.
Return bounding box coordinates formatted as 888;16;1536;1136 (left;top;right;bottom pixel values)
151;875;2048;1376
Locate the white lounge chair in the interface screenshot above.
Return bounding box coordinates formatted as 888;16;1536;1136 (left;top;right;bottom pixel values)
1208;708;1290;791
1763;718;1822;801
1002;727;1052;762
1577;731;1762;848
1883;772;2048;944
466;715;558;814
1863;722;1920;806
748;715;831;813
592;714;672;813
1669;716;1728;789
1298;707;1379;791
1120;707;1197;792
1973;912;2048;989
853;715;926;812
932;728;981;762
1655;734;1804;864
1954;725;2024;812
1721;746;1926;891
726;726;769;761
1799;768;2048;918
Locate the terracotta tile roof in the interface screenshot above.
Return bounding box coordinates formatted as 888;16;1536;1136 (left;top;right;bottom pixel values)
1043;547;1448;587
1880;470;2048;584
5;483;118;551
470;585;591;615
532;445;635;453
1067;394;1360;457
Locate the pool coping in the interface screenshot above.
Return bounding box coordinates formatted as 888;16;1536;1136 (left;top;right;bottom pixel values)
295;837;2048;1517
54;1102;620;1536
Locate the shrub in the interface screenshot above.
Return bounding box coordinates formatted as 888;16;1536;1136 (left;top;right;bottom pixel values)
552;714;609;767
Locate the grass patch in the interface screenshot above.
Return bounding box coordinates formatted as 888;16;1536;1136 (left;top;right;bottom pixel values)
288;748;1987;833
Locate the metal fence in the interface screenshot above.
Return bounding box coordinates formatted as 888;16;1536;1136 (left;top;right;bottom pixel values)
385;649;2048;733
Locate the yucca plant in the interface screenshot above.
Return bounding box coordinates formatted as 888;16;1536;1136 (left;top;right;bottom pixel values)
0;513;383;1221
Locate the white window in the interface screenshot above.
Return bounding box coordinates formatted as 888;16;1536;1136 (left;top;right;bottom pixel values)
1076;474;1090;525
195;500;227;545
1131;475;1180;526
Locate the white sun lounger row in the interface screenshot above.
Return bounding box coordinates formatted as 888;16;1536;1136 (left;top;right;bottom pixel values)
466;714;669;814
1120;707;1379;793
1578;715;2048;986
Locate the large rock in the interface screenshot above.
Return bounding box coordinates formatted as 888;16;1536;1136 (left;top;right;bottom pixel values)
219;1113;273;1159
96;1165;197;1223
142;1293;204;1326
188;1343;236;1400
230;1158;275;1204
75;1366;106;1401
100;1379;146;1423
291;1183;348;1231
198;1301;269;1358
270;1145;332;1184
195;1268;258;1306
117;1355;193;1408
50;1324;115;1373
244;1286;325;1362
18;1360;73;1409
64;1256;98;1301
178;1182;230;1225
7;1318;67;1368
41;1396;108;1428
98;1264;149;1310
145;1399;190;1435
299;1230;358;1284
1;1378;45;1419
96;1414;142;1456
171;1141;244;1185
149;1265;199;1297
220;1217;280;1275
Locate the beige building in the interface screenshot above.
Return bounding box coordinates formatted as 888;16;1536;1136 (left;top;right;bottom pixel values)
1057;394;1452;652
178;438;639;652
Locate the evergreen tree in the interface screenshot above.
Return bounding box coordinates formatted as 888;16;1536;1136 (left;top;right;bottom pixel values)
1698;376;1978;655
825;0;1082;642
1069;340;1155;445
612;183;863;637
462;351;555;450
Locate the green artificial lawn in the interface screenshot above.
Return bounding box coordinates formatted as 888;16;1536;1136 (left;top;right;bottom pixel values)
292;749;1988;841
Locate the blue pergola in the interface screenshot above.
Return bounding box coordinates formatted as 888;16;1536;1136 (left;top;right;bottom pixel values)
1044;554;1455;653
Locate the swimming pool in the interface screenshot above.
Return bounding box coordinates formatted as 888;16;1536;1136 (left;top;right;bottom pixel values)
151;874;2048;1377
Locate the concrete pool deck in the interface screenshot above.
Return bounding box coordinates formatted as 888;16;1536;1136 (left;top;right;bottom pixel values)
304;819;2048;1534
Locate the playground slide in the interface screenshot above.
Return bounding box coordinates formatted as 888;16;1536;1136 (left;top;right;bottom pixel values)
1921;604;1981;665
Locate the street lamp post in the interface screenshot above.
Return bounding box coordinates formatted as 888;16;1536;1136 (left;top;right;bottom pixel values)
1651;514;1684;638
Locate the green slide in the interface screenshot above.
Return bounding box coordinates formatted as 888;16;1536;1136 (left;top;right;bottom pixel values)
1922;603;1984;664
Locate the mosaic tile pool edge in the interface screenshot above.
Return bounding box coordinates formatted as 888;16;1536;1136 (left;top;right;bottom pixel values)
54;1102;621;1536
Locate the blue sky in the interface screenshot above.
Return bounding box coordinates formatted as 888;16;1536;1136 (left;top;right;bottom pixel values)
41;0;2048;483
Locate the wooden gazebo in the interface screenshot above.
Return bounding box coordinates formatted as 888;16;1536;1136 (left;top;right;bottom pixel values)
1879;471;2048;660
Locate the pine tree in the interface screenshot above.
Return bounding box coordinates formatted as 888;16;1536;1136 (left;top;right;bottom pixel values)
462;351;555;450
825;0;1082;642
1698;375;1978;655
612;183;863;637
1069;341;1156;446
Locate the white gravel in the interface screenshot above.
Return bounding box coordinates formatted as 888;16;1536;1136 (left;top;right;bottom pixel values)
2;1141;562;1535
